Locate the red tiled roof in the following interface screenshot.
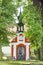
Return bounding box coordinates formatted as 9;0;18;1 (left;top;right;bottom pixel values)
25;37;30;43
11;37;17;43
11;36;30;43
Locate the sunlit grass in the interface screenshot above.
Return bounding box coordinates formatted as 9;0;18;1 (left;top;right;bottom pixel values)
0;60;43;65
0;61;22;65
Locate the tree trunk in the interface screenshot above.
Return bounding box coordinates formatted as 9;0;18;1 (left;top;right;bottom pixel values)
40;0;43;60
33;0;43;60
0;44;2;60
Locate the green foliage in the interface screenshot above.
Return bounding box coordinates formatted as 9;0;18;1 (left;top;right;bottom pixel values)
22;0;42;49
0;0;42;49
0;28;9;45
1;0;16;25
0;0;16;45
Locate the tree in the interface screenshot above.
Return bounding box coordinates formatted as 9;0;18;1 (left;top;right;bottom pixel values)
21;0;42;59
0;0;16;43
0;0;17;60
33;0;43;60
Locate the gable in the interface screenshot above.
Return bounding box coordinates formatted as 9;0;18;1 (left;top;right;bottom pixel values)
11;37;17;43
25;37;30;43
11;33;30;43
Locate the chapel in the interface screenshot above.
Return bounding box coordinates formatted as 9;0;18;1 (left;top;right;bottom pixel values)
11;21;31;60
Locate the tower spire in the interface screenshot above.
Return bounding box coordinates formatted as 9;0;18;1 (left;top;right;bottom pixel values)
18;7;22;22
17;7;24;32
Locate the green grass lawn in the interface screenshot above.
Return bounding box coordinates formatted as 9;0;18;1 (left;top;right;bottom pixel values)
0;61;22;65
0;60;43;65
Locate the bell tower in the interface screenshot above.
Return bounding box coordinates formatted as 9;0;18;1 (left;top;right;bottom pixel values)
17;22;24;32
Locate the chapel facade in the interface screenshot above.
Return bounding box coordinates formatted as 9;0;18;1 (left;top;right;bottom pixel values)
11;22;31;60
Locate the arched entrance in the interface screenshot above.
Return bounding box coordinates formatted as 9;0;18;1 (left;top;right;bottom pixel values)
16;44;26;60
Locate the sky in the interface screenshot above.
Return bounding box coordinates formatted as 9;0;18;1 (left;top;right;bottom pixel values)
16;6;23;23
14;0;28;23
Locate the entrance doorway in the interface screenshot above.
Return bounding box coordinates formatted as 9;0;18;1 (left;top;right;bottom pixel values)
18;46;24;60
16;44;26;60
